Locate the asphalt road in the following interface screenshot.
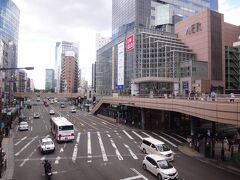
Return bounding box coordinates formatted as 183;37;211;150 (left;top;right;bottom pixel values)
12;102;240;180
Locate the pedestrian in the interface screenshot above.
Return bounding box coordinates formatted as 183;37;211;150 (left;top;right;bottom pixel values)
223;137;229;151
230;93;235;102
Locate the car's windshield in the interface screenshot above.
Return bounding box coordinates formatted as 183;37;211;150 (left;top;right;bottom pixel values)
43;141;53;145
157;160;173;169
156;144;170;152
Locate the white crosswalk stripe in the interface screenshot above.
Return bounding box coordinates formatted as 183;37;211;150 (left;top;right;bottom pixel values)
109;136;123;160
97;131;108;162
124;144;138;160
132;131;143;140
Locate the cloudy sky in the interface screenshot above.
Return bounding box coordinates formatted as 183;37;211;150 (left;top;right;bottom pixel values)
12;0;240;89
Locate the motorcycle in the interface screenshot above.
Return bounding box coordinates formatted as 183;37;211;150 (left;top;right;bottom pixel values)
43;160;53;179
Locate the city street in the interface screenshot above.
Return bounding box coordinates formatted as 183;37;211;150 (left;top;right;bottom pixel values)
12;103;240;180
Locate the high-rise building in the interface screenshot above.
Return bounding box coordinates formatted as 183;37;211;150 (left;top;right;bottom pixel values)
91;63;96;92
55;41;79;93
0;0;20;66
112;0;218;38
45;69;55;91
16;70;27;93
61;51;78;93
96;33;112;50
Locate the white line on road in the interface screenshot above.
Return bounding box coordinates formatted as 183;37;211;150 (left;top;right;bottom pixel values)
19;148;37;167
161;132;183;144
110;138;123;160
171;133;187;141
87;132;92;162
59;147;64;153
76;132;80;143
15;136;38;156
30;126;33;131
54;156;61;164
122;130;133;140
91;122;96;125
72;132;80;163
40;156;46;161
152;132;177;148
132;131;143;140
120;168;148;180
142;132;151;137
107;134;111;138
124;144;138;160
14;136;27;146
97;132;108;162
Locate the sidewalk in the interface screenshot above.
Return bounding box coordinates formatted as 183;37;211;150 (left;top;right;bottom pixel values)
178;144;240;176
0;131;14;180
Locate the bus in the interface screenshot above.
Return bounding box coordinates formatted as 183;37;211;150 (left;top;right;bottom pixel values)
50;117;75;142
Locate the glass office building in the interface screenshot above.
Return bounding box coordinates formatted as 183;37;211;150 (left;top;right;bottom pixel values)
112;0;218;38
55;41;79;93
0;0;20;47
45;69;55;91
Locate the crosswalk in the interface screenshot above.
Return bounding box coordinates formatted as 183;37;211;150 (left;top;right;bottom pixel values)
14;130;185;167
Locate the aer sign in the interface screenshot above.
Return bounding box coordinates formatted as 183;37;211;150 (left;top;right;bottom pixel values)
126;35;134;52
186;22;202;35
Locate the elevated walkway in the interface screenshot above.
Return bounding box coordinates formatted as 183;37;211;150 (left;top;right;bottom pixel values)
91;96;240;126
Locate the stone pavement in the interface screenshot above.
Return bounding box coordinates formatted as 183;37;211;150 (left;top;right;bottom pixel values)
178;144;240;176
0;131;14;180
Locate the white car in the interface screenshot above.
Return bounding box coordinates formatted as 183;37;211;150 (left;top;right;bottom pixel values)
33;112;40;118
71;107;76;113
142;154;178;180
49;110;55;115
140;137;174;161
18;122;29;131
39;138;55;154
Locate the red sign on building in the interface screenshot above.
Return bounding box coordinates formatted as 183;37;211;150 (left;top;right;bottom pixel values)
126;35;134;52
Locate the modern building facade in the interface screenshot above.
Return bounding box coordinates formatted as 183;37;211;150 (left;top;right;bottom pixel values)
96;33;112;50
96;0;240;97
15;70;26;93
45;69;55;91
91;63;96;92
0;0;20;66
112;0;218;38
61;51;78;93
55;41;79;93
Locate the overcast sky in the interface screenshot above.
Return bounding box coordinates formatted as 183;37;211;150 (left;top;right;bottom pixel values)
12;0;240;89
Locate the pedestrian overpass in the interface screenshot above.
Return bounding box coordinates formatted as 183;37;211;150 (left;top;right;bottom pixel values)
91;96;240;127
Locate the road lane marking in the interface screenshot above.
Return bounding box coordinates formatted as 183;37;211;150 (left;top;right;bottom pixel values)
87;132;92;162
142;132;151;137
161;132;183;144
132;131;143;140
19;148;37;167
54;156;61;164
72;132;80;163
120;168;148;180
14;136;27;146
107;134;111;138
40;156;46;161
30;126;33;131
123;130;133;140
59;147;64;153
15;136;38;156
124;144;138;160
91;122;96;125
109;137;123;160
97;132;108;162
152;132;177;148
171;133;187;141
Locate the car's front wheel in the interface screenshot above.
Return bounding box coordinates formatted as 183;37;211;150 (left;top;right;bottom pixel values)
157;174;162;180
142;164;147;171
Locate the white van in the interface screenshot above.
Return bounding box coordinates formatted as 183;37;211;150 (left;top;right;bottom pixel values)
140;137;174;161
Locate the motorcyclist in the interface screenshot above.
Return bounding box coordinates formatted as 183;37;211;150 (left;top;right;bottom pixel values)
44;160;52;174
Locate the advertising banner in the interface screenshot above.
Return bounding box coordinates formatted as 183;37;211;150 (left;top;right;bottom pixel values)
117;42;124;88
126;35;134;52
